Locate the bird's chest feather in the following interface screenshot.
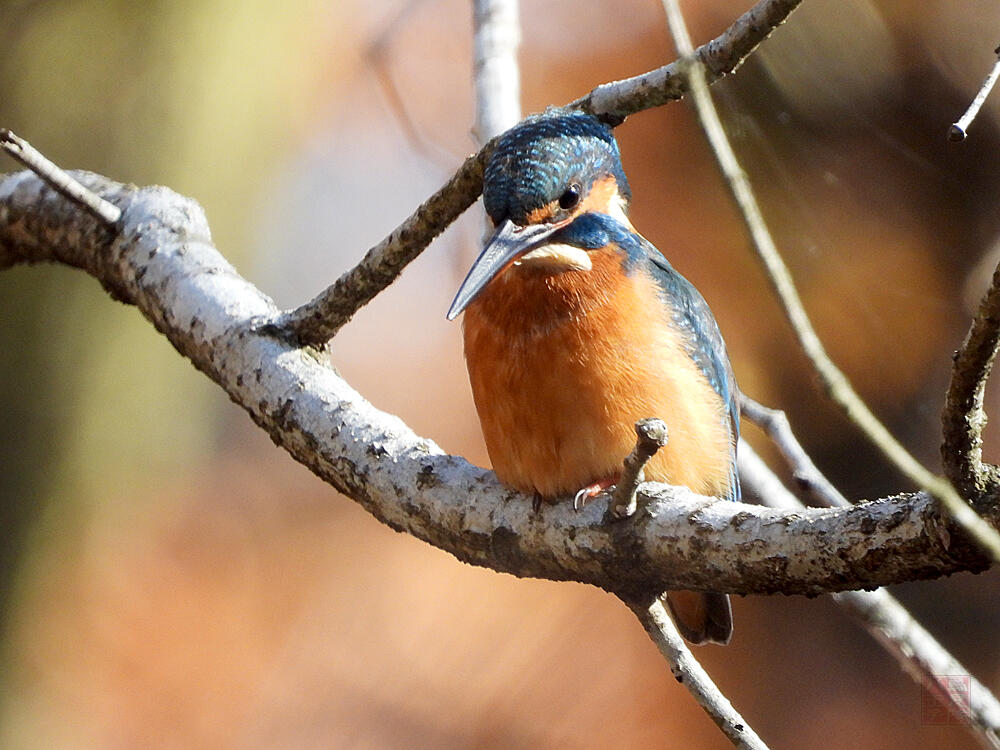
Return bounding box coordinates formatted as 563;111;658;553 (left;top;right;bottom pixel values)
462;248;731;499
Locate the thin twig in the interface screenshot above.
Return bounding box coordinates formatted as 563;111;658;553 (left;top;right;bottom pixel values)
611;418;669;518
275;0;803;346
739;443;1000;748
943;256;1000;501
740;394;849;507
571;0;804;123
0;129;121;226
835;588;1000;750
948;47;1000;142
663;0;1000;562
624;595;769;750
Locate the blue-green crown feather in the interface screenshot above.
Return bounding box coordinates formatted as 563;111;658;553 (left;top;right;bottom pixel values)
483;110;631;225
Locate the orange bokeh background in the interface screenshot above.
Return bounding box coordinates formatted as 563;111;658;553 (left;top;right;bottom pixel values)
2;1;1000;748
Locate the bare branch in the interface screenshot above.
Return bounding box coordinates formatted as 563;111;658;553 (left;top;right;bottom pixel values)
0;170;994;598
614;419;749;744
835;589;1000;748
571;0;804;122
472;0;522;143
949;47;1000;142
268;147;491;346
739;444;1000;747
740;395;1000;742
273;0;804;347
943;255;1000;501
663;0;1000;562
624;596;769;750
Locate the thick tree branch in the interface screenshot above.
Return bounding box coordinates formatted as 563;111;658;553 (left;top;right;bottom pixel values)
0;170;994;601
273;0;803;347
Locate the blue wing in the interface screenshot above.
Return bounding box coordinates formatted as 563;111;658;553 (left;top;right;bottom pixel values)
643;243;741;502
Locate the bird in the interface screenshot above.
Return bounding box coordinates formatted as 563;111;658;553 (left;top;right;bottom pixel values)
447;110;739;645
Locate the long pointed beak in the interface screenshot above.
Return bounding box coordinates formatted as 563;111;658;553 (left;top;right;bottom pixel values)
447;219;565;320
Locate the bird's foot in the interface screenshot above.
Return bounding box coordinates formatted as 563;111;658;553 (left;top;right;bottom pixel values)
573;478;616;510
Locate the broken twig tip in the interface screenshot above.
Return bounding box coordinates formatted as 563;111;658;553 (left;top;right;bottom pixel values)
948;50;1000;144
635;417;670;451
947;124;967;142
610;417;670;519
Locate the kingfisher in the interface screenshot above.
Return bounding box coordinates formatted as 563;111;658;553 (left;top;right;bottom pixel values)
447;110;739;645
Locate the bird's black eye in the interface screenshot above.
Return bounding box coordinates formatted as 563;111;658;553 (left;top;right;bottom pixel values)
558;183;582;210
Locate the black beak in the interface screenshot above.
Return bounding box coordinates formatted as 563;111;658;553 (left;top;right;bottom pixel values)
446;219;565;320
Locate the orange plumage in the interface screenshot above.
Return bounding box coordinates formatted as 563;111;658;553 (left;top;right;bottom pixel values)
463;246;732;500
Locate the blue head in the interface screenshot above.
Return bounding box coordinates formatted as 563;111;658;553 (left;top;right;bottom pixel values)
482;110;631;226
448;111;632;319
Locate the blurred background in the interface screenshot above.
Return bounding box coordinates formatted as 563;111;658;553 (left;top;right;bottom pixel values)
1;0;999;747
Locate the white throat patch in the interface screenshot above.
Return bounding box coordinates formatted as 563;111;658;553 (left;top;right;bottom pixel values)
606;194;631;227
515;243;593;272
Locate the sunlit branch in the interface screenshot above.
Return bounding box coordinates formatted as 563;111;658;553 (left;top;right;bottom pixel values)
948;47;1000;142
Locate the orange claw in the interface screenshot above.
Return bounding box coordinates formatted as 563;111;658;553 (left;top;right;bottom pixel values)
572;477;616;510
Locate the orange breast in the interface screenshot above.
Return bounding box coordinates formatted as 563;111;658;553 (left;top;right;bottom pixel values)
462;247;733;499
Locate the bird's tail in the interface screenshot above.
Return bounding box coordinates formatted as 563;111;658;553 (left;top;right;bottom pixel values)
664;590;733;645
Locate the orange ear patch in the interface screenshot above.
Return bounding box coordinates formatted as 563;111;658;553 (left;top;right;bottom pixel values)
525;202;557;225
578;175;618;215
